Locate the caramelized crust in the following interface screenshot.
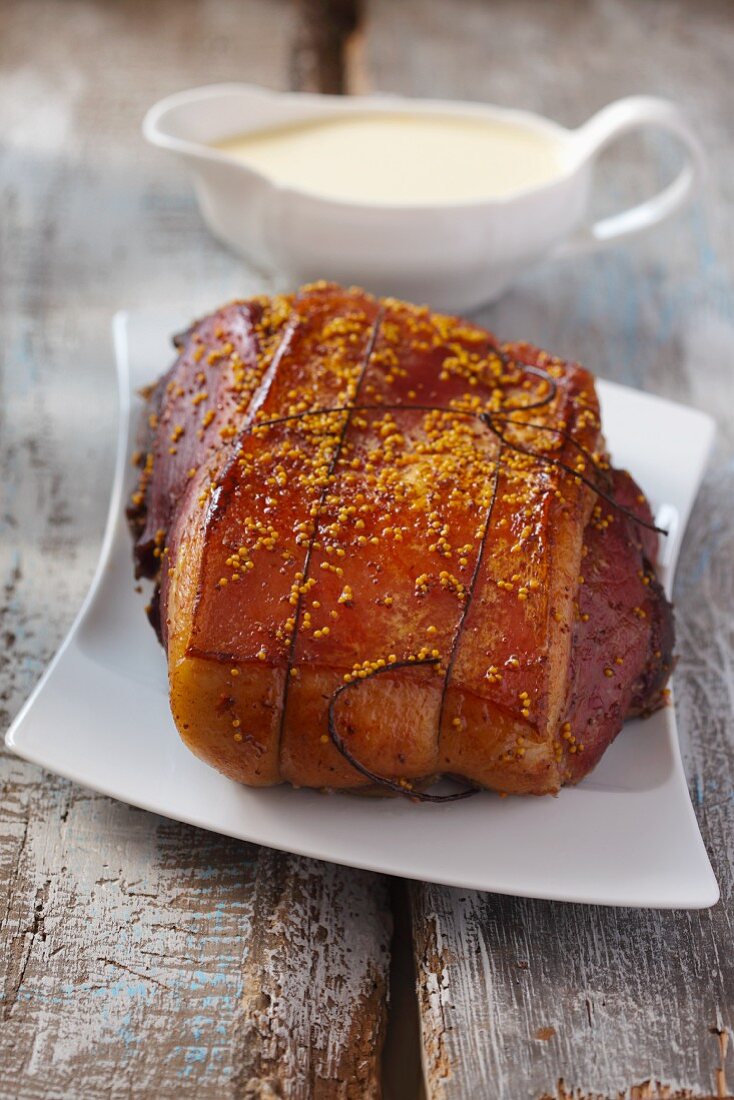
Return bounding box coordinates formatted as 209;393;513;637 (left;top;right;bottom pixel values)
128;284;674;797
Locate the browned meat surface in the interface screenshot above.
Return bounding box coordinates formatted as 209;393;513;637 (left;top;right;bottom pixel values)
128;283;674;797
559;468;674;783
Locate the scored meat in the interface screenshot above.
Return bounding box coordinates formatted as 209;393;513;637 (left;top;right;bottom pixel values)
128;283;674;797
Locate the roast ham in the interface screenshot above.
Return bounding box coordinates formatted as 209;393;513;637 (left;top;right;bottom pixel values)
128;283;673;797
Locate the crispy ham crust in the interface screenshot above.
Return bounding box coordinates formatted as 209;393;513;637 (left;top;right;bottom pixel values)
128;283;674;797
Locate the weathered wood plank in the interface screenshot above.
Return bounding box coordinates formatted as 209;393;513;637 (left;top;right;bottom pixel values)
360;1;734;1096
411;872;733;1100
291;0;362;94
1;780;262;1095
0;2;392;1096
0;771;391;1097
234;852;390;1099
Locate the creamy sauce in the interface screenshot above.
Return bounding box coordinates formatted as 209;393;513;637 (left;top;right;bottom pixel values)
214;113;563;204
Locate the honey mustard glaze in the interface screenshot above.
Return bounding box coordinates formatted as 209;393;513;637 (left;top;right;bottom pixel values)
214;113;564;204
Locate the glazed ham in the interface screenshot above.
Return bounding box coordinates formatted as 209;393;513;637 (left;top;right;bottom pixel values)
128;284;673;797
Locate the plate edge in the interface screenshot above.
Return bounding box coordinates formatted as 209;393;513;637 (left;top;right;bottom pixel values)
4;313;132;753
3;727;722;910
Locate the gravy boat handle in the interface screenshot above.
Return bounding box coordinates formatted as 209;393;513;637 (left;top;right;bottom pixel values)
555;96;705;256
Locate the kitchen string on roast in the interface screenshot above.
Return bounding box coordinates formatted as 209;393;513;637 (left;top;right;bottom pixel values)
245;356;668;802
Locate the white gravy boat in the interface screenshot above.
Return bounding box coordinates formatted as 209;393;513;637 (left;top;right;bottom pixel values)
144;84;704;312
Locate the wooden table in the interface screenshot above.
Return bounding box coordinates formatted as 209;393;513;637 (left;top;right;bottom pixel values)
1;2;732;1096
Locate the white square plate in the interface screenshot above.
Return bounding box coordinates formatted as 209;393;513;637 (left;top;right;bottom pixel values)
6;309;719;908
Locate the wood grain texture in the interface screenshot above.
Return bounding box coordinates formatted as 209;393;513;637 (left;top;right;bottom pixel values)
291;0;362;93
234;852;390;1099
0;2;390;1096
360;1;734;1097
